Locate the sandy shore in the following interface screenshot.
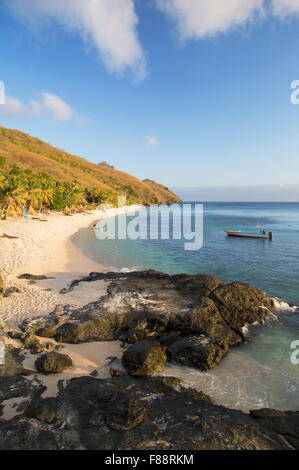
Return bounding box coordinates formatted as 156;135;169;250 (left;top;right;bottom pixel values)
0;205;141;329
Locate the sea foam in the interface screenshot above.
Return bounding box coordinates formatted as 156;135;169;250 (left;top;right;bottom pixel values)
272;298;298;312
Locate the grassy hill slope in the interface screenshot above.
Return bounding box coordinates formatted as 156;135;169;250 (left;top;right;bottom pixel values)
0;126;181;206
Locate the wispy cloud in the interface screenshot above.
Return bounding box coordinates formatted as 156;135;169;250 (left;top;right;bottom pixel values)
155;0;265;41
5;0;147;81
271;0;299;17
0;92;87;124
145;135;160;146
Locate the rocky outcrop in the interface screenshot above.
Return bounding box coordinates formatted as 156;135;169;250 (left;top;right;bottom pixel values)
0;358;298;450
23;270;273;371
166;336;228;371
1;270;297;450
35;352;73;375
122;340;167;376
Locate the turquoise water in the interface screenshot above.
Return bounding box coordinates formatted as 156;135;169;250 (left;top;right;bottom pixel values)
72;203;299;411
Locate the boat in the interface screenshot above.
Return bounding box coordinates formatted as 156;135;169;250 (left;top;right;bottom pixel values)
225;227;272;240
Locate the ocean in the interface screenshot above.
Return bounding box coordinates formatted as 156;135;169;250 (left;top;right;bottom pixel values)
72;202;299;411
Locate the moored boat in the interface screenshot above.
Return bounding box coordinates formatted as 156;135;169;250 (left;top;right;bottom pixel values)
225;227;272;239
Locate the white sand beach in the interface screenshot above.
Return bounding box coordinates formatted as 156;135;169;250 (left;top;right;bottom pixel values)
0;205;141;329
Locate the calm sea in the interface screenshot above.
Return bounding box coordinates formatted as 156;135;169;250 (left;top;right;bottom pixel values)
72;202;299;411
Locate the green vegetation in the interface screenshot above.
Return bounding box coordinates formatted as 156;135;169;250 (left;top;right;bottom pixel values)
0;126;181;217
0;168;115;217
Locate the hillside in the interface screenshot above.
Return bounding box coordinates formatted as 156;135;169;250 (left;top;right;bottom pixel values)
0;126;181;209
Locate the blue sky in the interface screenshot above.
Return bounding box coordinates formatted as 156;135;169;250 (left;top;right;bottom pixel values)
1;0;299;201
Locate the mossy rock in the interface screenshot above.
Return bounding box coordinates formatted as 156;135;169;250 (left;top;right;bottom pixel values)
122;340;166;377
35;351;73;375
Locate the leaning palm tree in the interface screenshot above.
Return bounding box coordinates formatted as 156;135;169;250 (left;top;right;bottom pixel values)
0;172;28;217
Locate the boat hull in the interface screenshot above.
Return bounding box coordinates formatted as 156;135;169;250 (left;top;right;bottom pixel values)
225;231;271;239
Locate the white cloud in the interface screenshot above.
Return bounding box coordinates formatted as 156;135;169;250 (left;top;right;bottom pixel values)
0;92;87;124
156;0;265;40
6;0;146;80
42;93;75;122
145;135;160;146
271;0;299;17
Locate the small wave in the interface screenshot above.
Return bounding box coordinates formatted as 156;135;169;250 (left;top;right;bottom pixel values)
272;298;298;312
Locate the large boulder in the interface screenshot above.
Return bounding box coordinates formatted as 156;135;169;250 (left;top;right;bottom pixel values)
54;315;117;343
210;282;272;333
122;340;167;376
35;352;73;375
167;336;228;371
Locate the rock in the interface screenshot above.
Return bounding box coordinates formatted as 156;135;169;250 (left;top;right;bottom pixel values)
19;270;273;371
0;345;298;451
35;352;73;375
18;274;55;281
167;336;228;371
22;334;45;355
250;409;299;450
9;330;25;340
110;367;120;378
55;345;65;351
90;370;98;377
210;282;272;334
105;390;149;431
4;286;20;298
54;316;116;344
122;340;167;376
26;397;57;424
0;274;5;298
30;342;45;355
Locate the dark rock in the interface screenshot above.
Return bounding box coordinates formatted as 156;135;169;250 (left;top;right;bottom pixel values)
90;370;98;377
30;342;45;355
54;316;116;343
105;390;149;431
0;346;298;451
110;367;120;377
55;345;65;351
250;409;299;450
4;286;20;297
18;274;55;280
23;334;44;354
20;270;273;371
210;282;272;334
122;340;167;376
0;274;5;297
9;330;25;340
167;336;228;371
35;352;73;375
26;397;57;424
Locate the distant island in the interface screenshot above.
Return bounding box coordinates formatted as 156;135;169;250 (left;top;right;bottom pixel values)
0;126;181;217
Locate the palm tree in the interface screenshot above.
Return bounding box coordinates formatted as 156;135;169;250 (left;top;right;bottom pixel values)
0;172;28;217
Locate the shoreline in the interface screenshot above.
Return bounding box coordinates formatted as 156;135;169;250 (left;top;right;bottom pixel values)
0;205;141;329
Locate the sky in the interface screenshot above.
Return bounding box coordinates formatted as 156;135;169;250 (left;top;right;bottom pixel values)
1;0;299;201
